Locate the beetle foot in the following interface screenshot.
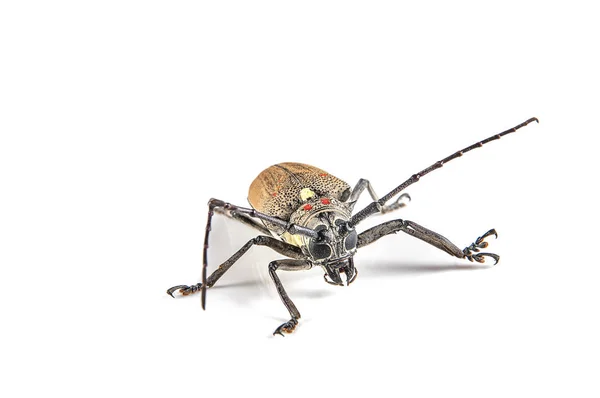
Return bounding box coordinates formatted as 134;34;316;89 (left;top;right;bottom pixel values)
166;283;203;297
465;252;500;264
380;193;411;214
463;229;500;265
273;318;298;336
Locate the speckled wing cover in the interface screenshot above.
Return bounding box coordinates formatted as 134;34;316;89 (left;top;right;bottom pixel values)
248;162;350;235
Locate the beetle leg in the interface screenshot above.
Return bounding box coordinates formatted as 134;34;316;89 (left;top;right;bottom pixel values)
166;235;304;297
198;198;319;310
348;178;411;213
357;219;500;265
269;259;313;337
167;284;201;297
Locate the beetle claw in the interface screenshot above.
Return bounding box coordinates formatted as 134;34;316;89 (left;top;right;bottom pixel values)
471;253;500;265
166;284;202;297
381;193;412;214
167;285;188;297
272;318;298;336
478;228;498;242
463;229;500;265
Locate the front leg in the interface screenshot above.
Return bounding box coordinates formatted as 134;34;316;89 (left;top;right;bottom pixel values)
167;235;303;297
358;219;500;264
268;259;313;336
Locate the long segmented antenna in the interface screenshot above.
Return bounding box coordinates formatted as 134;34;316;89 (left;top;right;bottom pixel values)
200;199;320;310
349;117;539;227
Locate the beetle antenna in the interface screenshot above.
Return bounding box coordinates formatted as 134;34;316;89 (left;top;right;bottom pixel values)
200;201;218;309
349;117;539;227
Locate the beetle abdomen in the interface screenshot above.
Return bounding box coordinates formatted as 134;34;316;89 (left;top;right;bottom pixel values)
248;162;350;231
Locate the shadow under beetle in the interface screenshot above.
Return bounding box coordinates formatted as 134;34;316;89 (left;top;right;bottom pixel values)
167;117;539;336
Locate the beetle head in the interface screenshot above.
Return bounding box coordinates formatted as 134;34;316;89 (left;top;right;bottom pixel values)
289;197;358;286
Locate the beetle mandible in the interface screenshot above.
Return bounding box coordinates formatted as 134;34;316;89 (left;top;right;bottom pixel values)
167;117;539;336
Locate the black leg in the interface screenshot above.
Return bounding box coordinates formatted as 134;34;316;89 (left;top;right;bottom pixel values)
357;219;500;264
268;259;313;336
167;235;304;297
199;198;320;309
348;178;411;214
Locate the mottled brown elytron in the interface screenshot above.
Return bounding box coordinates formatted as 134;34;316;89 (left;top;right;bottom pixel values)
248;163;351;233
167;118;539;336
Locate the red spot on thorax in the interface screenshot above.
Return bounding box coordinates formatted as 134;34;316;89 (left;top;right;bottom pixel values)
303;204;313;211
271;192;277;197
321;198;331;205
319;173;327;177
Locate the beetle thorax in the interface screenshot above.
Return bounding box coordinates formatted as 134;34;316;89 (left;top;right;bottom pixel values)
290;196;351;228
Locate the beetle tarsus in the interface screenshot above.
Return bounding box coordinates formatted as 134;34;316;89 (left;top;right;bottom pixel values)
166;283;202;297
463;229;500;265
469;252;500;264
273;318;298;336
380;193;411;214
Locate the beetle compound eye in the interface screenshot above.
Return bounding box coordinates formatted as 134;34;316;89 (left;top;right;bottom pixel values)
309;240;332;260
309;225;332;260
344;230;358;250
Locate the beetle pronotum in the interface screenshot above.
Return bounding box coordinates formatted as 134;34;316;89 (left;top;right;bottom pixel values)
167;117;539;335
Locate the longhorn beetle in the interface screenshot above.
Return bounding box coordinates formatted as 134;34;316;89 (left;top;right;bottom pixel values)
167;117;539;336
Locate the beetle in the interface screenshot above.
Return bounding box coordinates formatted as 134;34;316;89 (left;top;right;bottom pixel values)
167;117;539;336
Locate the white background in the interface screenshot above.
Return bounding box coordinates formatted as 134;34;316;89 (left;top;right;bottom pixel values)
1;1;598;397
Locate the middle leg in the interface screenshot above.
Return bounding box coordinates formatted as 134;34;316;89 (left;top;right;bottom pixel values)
269;259;313;336
348;178;411;214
